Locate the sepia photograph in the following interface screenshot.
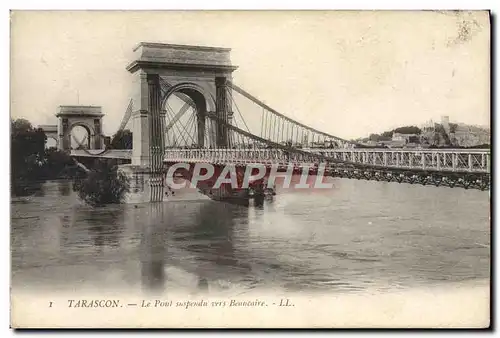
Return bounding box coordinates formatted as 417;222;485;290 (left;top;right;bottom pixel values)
9;9;491;328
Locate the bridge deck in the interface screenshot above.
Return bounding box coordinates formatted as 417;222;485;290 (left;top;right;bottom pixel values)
71;148;490;174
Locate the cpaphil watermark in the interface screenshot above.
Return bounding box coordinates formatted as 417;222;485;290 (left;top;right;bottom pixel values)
163;163;334;190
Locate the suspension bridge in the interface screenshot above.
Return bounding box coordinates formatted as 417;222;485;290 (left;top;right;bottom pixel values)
57;42;489;202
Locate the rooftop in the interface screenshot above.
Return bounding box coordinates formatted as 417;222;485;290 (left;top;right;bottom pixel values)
132;42;231;53
127;41;238;73
59;105;101;108
56;105;103;117
38;124;58;131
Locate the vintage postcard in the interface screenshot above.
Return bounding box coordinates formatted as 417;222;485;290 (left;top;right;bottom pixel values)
9;10;490;328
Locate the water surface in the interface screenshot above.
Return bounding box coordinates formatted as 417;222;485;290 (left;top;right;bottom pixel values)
11;178;490;295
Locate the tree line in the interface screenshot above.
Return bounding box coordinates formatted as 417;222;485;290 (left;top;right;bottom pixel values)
359;125;423;143
11;118;130;205
357;123;467;147
10;118;78;196
109;129;132;149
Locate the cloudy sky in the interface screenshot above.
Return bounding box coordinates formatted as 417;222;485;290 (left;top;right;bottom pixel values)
10;10;490;139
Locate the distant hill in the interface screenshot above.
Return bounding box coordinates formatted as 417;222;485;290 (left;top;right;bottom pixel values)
354;122;490;148
354;125;422;143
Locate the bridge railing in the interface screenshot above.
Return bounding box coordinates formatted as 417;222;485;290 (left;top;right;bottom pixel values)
71;147;490;174
164;148;320;166
164;148;490;174
310;148;490;173
70;149;133;159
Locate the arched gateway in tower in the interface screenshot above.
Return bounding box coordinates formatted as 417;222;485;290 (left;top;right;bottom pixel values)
56;106;104;151
126;42;238;167
39;105;104;151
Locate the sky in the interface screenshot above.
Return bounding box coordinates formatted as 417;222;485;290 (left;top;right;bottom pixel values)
10;10;490;139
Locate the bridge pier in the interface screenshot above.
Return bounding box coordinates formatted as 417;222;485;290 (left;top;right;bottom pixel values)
168;163;264;203
130;72;153;167
128;69;166;201
117;163;263;204
215;76;232;148
118;165;159;204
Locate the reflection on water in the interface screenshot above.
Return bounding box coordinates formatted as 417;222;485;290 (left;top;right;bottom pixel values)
140;204;167;293
11;180;44;198
10;179;490;294
86;209;125;248
58;180;71;196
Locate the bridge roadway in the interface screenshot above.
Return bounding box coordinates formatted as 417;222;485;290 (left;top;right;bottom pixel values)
70;147;490;190
71;148;490;173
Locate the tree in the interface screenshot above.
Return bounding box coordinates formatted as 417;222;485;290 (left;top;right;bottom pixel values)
11;117;90;196
368;133;381;142
393;126;422;135
41;148;74;180
11;119;46;166
381;131;394;139
72;160;130;207
12;118;33;132
434;123;450;146
11;118;47;196
408;135;420;144
110;129;133;149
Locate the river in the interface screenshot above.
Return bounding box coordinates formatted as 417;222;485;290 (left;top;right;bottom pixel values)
11;178;490;296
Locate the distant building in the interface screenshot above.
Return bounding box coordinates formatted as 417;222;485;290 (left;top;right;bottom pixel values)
104;136;111;148
310;141;335;148
302;134;309;147
362;116;490;148
392;133;418;143
421;119;435;132
441;115;450;133
379;140;405;148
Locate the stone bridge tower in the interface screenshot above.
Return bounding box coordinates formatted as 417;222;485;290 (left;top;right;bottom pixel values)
126;42;238;167
56;106;104;151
